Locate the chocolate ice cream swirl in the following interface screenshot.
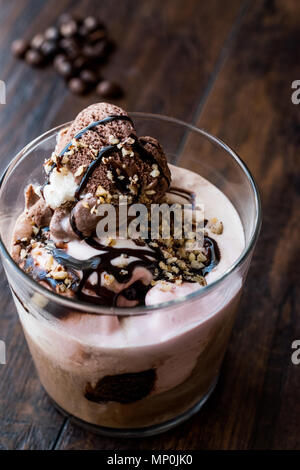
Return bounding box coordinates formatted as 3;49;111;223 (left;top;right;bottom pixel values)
50;103;171;203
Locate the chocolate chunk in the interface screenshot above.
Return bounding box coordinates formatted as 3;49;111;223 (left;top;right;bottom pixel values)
30;33;45;50
11;39;29;58
25;49;44;66
68;77;87;94
96;80;123;98
84;369;156;404
80;69;97;85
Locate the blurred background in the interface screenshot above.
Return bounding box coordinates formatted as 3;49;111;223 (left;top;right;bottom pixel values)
0;0;299;450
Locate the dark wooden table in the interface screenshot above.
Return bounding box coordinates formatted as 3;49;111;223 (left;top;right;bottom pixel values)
0;0;299;450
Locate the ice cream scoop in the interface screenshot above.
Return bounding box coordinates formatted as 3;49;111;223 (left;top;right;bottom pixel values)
43;103;171;212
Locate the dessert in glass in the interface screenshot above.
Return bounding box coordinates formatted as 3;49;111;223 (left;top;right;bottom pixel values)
0;103;261;436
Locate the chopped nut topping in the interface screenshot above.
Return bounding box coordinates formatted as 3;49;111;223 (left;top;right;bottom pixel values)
20;249;27;260
52;270;68;280
104;274;115;287
109;135;120;145
45;255;54;271
159;281;173;292
166;257;178;264
107;170;114;181
90;147;99;158
102;238;116;247
121;147;134;157
74;165;86;177
191;260;204;269
126;137;135;145
150;168;160;178
96;185;107;197
208;218;223;234
115;254;129;268
197;252;207;263
78;141;88;148
159;261;168;270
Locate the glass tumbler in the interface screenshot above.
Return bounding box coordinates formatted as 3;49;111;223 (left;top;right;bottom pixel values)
0;114;261;437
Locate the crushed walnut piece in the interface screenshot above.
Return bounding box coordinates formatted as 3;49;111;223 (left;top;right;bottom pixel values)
207;218;223;235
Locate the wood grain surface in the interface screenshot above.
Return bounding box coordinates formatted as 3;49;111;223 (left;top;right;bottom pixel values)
0;0;299;450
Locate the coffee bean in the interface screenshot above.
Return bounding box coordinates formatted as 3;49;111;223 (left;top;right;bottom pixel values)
56;59;74;79
53;54;67;67
60;20;78;38
96;80;123;98
45;26;60;41
31;33;45;50
83;40;107;59
80;69;97;85
60;38;80;60
86;28;107;44
11;39;29;58
10;14;123;98
73;55;91;70
25;49;44;66
40;40;58;58
68;77;87;94
83;16;99;32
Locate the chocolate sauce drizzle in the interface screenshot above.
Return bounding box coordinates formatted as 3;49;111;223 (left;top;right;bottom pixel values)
59;115;134;157
43;114;170;198
167;186;196;208
35;114;220;307
48;240;160;306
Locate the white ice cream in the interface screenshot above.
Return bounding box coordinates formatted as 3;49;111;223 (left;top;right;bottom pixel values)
43;168;77;209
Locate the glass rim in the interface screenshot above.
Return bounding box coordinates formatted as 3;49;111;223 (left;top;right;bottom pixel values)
0;112;262;316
